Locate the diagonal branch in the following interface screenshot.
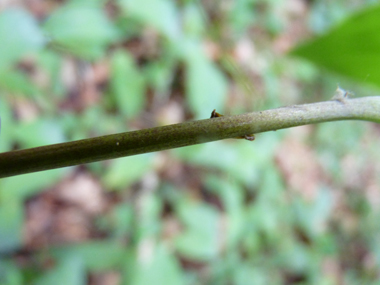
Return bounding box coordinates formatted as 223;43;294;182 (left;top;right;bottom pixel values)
0;96;379;178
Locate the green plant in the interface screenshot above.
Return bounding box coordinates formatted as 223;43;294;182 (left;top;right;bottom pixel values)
1;1;380;284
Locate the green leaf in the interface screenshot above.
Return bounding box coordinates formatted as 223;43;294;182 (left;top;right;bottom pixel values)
290;4;380;88
43;3;119;59
228;0;256;35
205;176;245;249
110;51;146;118
0;69;40;96
134;194;162;240
13;118;66;149
185;47;228;118
293;188;334;238
118;0;180;39
102;154;154;190
123;244;184;285
37;50;65;97
34;254;86;285
316;121;364;155
175;201;220;261
0;9;45;71
107;204;134;238
0;97;16;152
183;3;206;37
0;169;68;199
174;141;239;171
50;241;125;271
0;198;23;253
0;260;23;285
143;57;176;96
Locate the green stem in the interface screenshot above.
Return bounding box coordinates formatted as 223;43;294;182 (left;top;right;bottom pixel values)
0;96;379;178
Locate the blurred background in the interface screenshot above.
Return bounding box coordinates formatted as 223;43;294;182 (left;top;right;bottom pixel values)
1;0;380;284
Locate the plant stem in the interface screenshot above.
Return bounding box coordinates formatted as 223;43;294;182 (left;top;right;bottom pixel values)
0;96;379;178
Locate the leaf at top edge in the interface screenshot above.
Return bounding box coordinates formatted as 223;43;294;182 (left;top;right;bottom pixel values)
0;9;45;70
289;4;380;89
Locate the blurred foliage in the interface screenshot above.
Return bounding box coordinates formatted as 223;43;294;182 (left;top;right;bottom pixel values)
0;0;380;284
44;2;120;60
0;9;44;71
291;4;380;89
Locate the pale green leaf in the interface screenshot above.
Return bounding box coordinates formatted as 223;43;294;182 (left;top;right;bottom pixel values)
205;176;245;249
0;68;41;96
103;154;154;190
0;97;16;152
50;241;125;271
183;3;206;36
0;261;23;285
0;9;45;70
0;169;68;199
43;3;119;59
13;118;66;149
0;198;23;253
118;0;180;39
34;254;85;285
185;51;228;118
175;202;220;261
125;245;184;285
110;51;146;118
